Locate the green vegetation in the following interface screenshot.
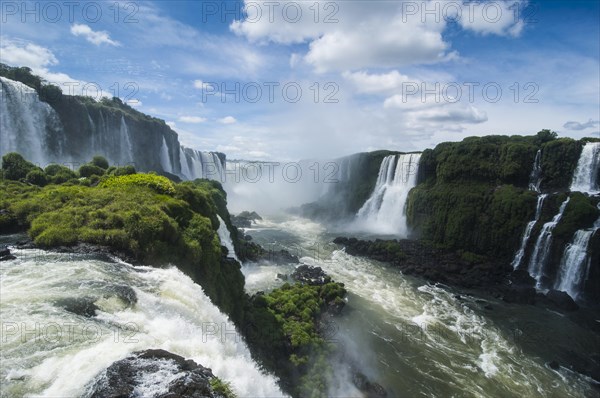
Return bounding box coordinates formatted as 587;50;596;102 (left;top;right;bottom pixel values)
209;377;238;398
100;173;176;195
407;131;598;260
243;281;346;398
0;153;244;322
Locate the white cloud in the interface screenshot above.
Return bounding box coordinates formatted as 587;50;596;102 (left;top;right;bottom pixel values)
179;115;207;123
70;24;120;46
456;0;527;37
0;38;109;96
0;39;57;69
219;116;237;124
193;80;214;90
563;119;599;131
343;70;411;94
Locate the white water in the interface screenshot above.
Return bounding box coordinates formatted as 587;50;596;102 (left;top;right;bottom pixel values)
159;136;172;173
355;153;421;236
570;142;600;194
554;204;600;300
179;147;192;179
529;150;543;192
179;148;226;181
511;194;547;269
0;77;63;164
0;248;285;398
527;197;570;288
217;215;239;262
240;215;595;397
119;116;134;164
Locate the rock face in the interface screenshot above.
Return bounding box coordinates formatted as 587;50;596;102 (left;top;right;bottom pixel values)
86;349;218;398
545;289;580;311
0;246;16;261
230;211;262;228
333;237;512;291
292;264;331;286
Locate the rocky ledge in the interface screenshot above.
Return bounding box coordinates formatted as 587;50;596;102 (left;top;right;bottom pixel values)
332;237;583;312
86;349;230;398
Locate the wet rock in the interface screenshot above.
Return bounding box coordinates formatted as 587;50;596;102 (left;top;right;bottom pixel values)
503;286;536;305
292;264;331;286
352;372;388;398
546;290;579;312
55;297;98;317
276;273;288;281
106;285;137;307
231;211;262;228
0;247;16;261
87;349;218;398
510;269;536;286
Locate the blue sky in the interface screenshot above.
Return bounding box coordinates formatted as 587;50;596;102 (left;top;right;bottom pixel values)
1;0;598;160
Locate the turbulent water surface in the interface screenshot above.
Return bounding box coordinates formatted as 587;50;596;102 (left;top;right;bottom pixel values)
0;235;285;398
240;215;598;398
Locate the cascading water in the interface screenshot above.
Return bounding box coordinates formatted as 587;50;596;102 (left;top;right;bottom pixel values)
119;116;134;164
570;142;600;194
179;148;226;181
355;153;421;236
554;204;600;300
0;247;285;397
217;215;239;262
528;150;543;192
159;136;173;173
527;197;570;288
511;194;547;269
0;76;64;164
179;147;192;179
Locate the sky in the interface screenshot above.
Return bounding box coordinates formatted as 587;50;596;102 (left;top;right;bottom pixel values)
1;0;599;160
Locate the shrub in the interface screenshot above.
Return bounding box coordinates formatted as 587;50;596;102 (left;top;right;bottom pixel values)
78;164;106;178
113;165;136;176
2;152;38;180
25;169;48;186
91;155;109;169
100;173;176;195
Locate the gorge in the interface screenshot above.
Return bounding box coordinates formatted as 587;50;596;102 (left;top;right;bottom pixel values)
1;67;600;397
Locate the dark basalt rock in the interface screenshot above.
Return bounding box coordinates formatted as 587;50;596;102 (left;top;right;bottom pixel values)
333;237;511;292
292;264;331;286
0;246;16;261
55;297;99;318
545;289;579;312
86;349;218;398
352;372;388;398
231;211;262;228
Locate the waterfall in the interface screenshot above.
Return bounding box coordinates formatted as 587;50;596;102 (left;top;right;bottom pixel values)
511;194;547;269
527;197;570;288
179;146;192;179
356;153;421;236
570;142;600;194
1;248;285;397
554;204;600;300
119;116;134;164
160;136;172;173
0;76;64;165
217;215;239;262
528;150;542;192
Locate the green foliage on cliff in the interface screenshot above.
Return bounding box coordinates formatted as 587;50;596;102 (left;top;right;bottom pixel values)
539;138;583;191
100;173;176;195
408;132;598;260
408;183;538;259
0;157;244;322
554;193;600;241
243;281;346;398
